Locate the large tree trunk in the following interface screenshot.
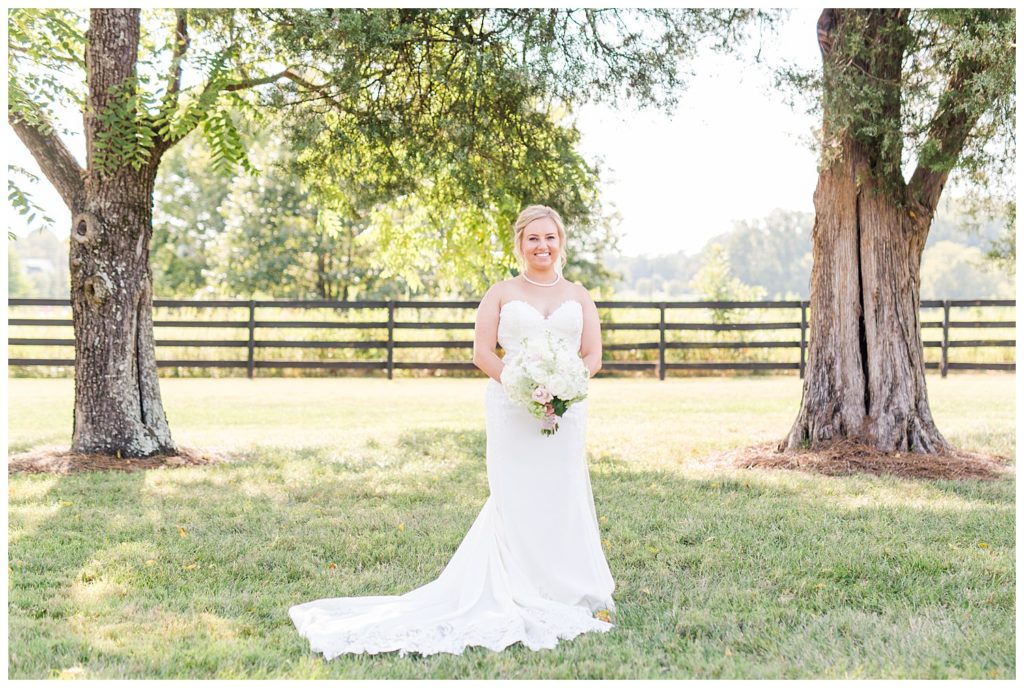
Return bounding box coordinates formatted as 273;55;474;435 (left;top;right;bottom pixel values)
68;9;175;457
783;133;951;453
784;9;951;454
10;9;176;457
69;175;174;456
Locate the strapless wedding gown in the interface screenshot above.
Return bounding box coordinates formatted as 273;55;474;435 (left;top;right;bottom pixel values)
289;298;616;658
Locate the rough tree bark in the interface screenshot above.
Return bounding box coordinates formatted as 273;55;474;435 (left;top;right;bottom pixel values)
11;9;175;457
785;9;955;454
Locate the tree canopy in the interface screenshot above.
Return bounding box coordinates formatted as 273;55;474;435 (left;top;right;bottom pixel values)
774;9;1015;259
10;7;771;295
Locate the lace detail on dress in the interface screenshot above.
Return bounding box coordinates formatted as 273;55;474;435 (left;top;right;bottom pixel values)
291;600;613;659
498;299;583;356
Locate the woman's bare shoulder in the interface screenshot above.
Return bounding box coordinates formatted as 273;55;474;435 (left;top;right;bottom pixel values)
484;278;517;303
571;280;596;305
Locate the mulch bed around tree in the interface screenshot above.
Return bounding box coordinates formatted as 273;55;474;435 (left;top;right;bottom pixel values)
9;440;1013;481
7;446;234;475
701;438;1014;481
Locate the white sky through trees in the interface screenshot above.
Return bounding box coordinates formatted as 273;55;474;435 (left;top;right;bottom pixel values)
5;8;833;258
573;7;823;257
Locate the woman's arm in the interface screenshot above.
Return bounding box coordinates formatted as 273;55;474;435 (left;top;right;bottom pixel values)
472;284;505;382
578;286;603;378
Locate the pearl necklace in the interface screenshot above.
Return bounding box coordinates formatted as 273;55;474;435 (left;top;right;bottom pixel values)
521;272;561;287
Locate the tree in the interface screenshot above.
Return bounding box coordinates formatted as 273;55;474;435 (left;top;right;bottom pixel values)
6;228;70;297
208;127;397;300
150;129;234;298
604;250;703;298
919;241;1013;300
10;9;178;456
781;9;1014;452
10;7;766;457
718;209;814;299
8;165;56;239
984;200;1016;274
153;110;622;299
150;114;395;300
8;241;32;297
688;243;766;325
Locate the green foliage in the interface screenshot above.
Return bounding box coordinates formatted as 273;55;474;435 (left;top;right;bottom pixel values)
604;251;703;298
210;131;351;299
605;211;812;301
984;201;1016;274
250;9;769;293
920;241;1014;300
7;242;32;297
200;109;255;176
952;191;1016;275
8;8;86;128
90;78;160;174
5;229;70;298
926;193;1016;276
607;198;1011;301
821;11;911;185
775;9;1014;204
716;210;813;299
7;166;55;234
150;130;234;297
8;9;86;225
153;119;412;300
688;244;766;324
905;10;1016;174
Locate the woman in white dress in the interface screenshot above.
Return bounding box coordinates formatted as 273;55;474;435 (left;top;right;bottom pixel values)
289;204;616;658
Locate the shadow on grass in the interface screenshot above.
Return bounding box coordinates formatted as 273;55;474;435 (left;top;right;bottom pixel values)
7;427;1015;679
9;470;149;676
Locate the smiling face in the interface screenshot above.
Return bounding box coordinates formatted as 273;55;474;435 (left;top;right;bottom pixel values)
519;216;562;274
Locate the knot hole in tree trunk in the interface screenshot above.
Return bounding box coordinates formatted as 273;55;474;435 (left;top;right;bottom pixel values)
83;272;113;309
71;212;100;246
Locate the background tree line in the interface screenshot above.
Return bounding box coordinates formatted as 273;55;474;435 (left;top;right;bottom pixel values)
11;192;1011;302
606;199;1014;301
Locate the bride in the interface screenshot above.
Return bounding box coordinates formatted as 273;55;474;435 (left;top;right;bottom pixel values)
289;204;616;658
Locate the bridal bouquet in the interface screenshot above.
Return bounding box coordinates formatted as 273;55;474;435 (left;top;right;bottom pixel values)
499;331;589;436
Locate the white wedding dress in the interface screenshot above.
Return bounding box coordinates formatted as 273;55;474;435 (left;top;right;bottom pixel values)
289;298;616;658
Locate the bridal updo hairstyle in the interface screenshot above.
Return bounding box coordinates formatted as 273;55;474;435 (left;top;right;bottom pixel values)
512;205;568;274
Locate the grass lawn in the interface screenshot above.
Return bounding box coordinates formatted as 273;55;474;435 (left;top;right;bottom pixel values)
6;374;1015;679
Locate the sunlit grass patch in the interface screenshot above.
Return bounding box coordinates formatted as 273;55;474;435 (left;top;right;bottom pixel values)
7;375;1015;678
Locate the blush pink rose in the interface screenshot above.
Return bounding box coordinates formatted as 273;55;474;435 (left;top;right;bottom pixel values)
532;385;553;403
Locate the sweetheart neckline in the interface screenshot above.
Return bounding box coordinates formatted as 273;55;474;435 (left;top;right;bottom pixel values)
500;299;582;320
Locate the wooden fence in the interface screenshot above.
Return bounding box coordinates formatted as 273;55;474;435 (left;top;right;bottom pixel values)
7;297;1016;379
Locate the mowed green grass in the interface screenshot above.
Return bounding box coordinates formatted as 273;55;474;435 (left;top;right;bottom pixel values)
7;374;1015;679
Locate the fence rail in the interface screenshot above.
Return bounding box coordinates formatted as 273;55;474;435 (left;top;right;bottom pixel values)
7;298;1016;379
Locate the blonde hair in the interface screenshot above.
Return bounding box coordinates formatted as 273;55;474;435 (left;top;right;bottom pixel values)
512;205;568;274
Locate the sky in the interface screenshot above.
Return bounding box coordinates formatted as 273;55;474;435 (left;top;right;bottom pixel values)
6;7;824;259
572;8;823;256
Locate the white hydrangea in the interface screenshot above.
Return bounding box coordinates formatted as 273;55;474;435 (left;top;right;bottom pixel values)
499;331;589;435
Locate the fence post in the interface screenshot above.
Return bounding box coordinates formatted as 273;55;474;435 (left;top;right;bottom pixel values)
386;299;395;380
941;299;950;378
799;301;807;379
658;302;666;380
247;300;256;379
